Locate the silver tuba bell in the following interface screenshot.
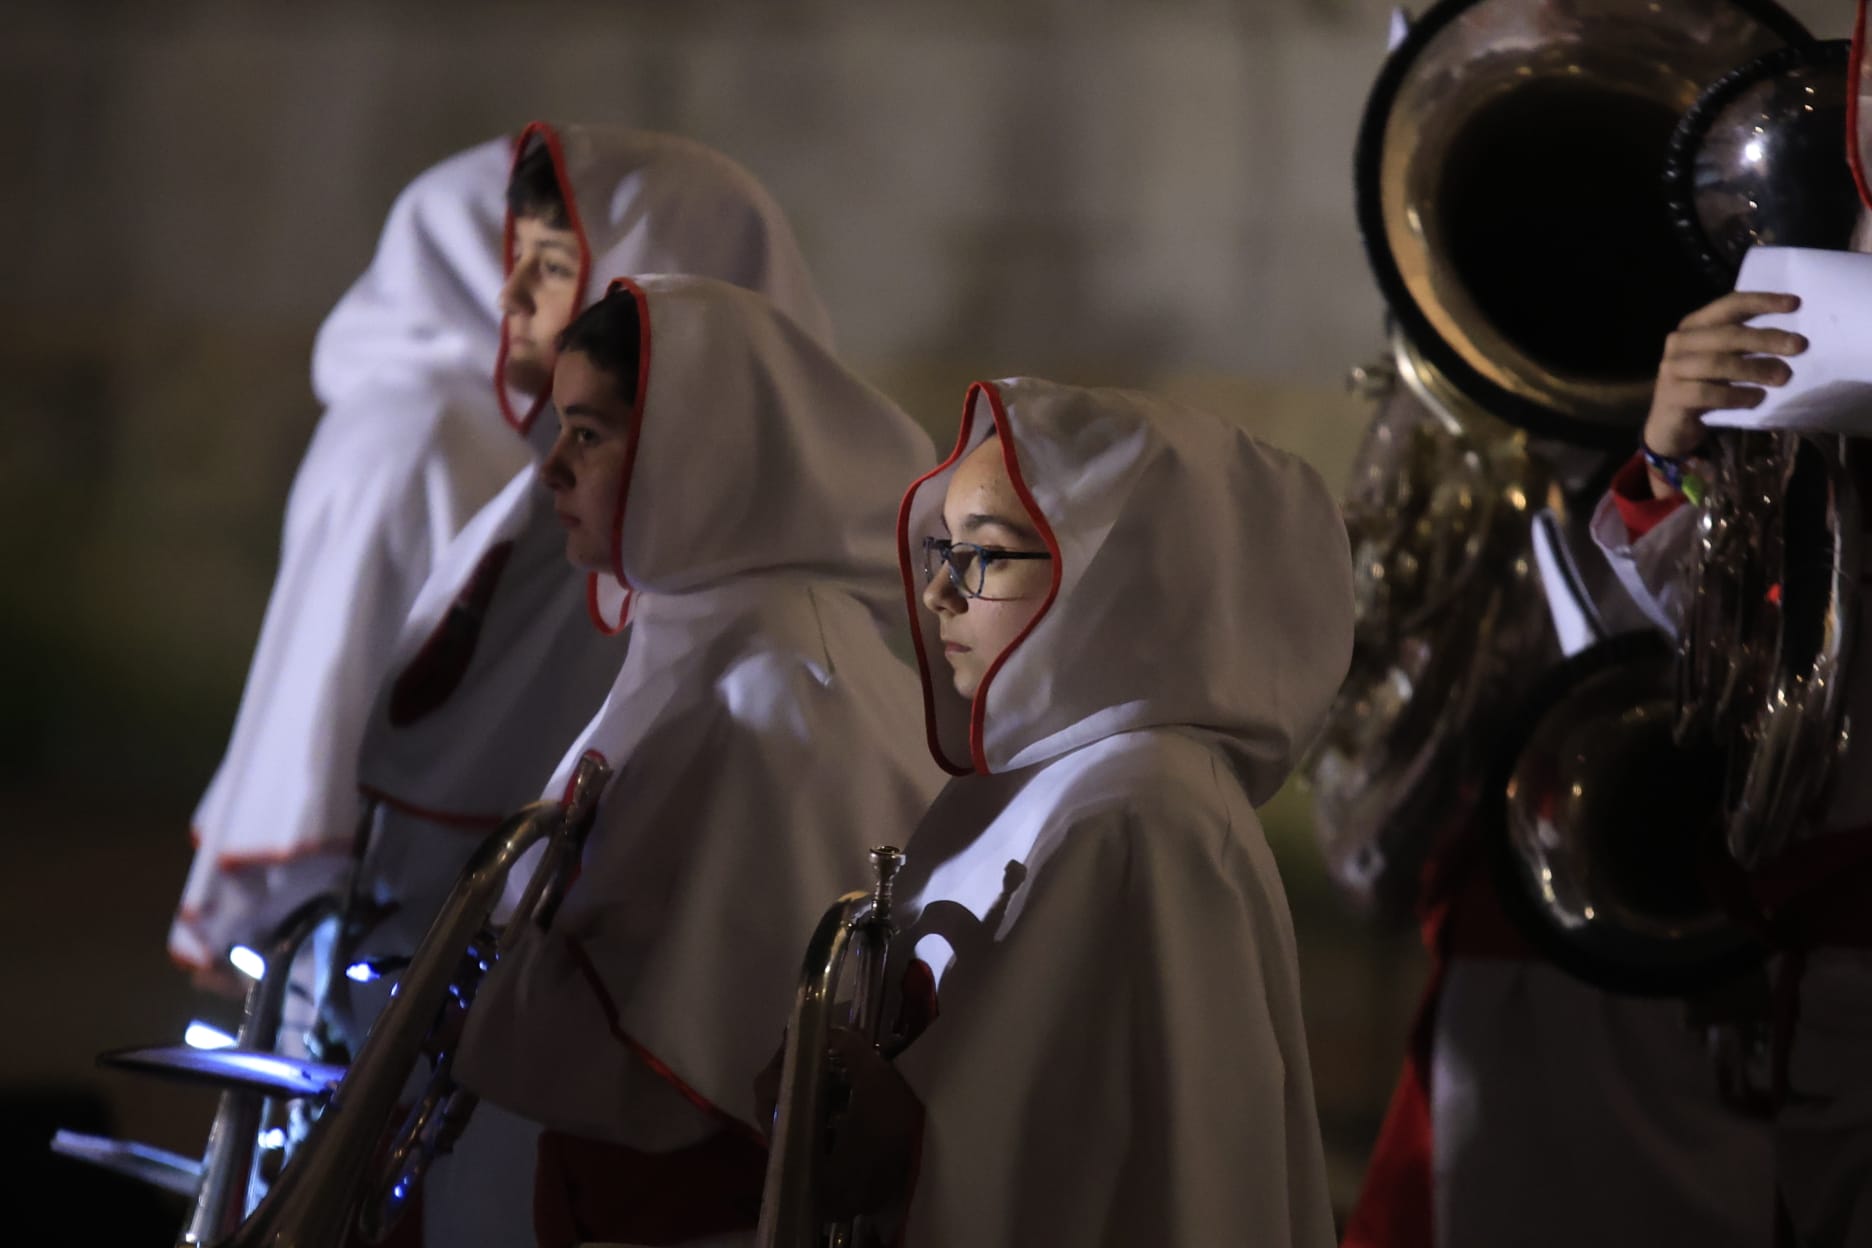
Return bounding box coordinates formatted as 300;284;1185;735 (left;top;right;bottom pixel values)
1484;23;1866;990
1306;0;1810;954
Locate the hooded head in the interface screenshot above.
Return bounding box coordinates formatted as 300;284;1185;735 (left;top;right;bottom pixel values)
897;379;1356;802
495;122;832;441
311;137;511;409
540;276;930;630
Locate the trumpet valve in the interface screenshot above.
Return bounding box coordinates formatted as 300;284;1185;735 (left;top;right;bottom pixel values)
867;846;904;925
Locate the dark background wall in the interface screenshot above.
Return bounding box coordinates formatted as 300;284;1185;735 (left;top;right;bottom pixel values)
0;0;1845;1231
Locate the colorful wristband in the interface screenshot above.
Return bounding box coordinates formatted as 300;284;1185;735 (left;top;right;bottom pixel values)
1641;441;1705;492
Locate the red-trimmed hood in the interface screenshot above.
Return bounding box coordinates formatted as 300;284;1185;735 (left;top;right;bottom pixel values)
1855;0;1872;217
499;123;833;442
312;137;510;409
897;378;1355;800
585;275;930;628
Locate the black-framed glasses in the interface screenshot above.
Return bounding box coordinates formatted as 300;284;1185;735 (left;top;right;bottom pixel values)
921;537;1051;599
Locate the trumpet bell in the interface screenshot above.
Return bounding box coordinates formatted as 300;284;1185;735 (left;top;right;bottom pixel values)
1488;632;1762;995
1356;0;1807;445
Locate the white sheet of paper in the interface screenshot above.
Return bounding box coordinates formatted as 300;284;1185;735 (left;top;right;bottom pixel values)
1702;246;1872;432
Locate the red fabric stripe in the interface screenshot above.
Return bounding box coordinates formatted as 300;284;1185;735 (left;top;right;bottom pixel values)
563;936;767;1149
1339;961;1439;1248
356;784;504;833
575;276;652;635
1850;0;1871;213
895;388;984;777
1609;451;1686;540
965;382;1067;777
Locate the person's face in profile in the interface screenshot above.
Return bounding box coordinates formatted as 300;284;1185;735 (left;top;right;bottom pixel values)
499;214;583;396
538;348;634;571
920;436;1053;699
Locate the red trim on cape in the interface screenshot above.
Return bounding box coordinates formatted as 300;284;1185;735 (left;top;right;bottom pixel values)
578;277;652;633
584;573;633;635
1609;451;1686;540
893;380;1066;777
497;121;596;438
185;826;358;869
1340;958;1439;1248
966;383;1066;776
356;783;505;833
1851;0;1871;213
895;396;980;777
387;539;518;726
1342;804;1528;1248
562;936;768;1150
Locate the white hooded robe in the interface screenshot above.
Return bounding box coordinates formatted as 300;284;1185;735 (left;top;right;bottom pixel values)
171;137;526;970
350;123;837;964
882;379;1351;1248
451;275;942;1246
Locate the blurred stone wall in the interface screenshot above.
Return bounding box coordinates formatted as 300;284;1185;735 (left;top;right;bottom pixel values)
0;0;1847;1225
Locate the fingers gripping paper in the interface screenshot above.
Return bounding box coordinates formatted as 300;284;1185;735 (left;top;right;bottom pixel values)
1704;247;1872;432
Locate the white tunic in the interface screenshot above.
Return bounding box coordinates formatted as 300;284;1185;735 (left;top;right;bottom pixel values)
172;137;525;969
883;378;1351;1247
450;277;941;1247
351;124;842;961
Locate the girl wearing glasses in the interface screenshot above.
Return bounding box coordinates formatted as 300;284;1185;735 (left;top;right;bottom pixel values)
819;378;1354;1246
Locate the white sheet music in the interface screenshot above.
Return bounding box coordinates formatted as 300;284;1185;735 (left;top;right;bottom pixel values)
1703;246;1872;433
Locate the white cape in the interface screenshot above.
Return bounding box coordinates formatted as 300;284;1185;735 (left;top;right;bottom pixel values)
455;276;941;1155
884;379;1352;1246
173;137;523;968
350;124;840;959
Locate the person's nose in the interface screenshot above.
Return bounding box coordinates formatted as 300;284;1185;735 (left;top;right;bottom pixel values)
922;570;963;617
499;261;535;318
537;430;574;493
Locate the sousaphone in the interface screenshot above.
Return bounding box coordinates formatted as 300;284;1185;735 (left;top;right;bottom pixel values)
1307;0;1810;931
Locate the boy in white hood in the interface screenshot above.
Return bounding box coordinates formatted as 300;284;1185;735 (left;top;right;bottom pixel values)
449;278;940;1247
344;122;836;980
172;138;526;975
818;379;1352;1247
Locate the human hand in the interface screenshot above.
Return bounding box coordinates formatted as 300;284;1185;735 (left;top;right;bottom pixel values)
1643;291;1807;497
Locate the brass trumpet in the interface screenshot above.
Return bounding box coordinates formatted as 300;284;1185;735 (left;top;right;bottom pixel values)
758;845;905;1248
216;753;607;1247
180;893;343;1246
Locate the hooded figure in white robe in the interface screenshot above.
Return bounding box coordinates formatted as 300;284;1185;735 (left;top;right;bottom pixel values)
348;123;835;970
326;129;842;1248
449;275;940;1247
874;378;1351;1248
171;137;526;972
